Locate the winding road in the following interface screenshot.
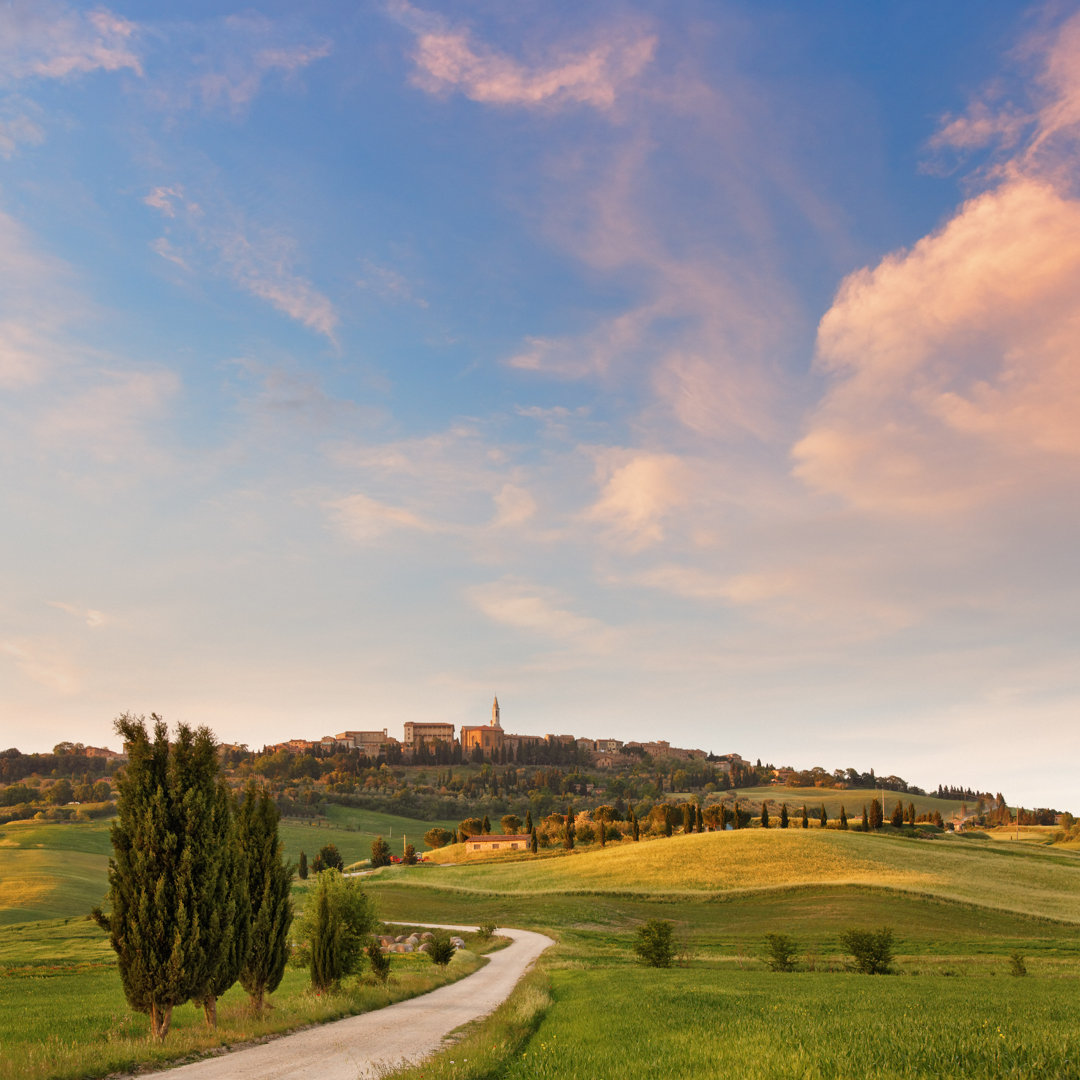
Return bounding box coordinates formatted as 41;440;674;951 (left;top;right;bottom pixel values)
150;924;554;1080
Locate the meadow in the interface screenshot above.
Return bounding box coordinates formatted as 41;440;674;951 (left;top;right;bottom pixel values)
727;786;962;819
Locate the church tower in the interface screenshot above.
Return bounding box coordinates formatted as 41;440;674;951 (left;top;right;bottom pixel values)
492;695;501;728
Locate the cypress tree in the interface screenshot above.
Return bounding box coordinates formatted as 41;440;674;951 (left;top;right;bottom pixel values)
482;814;491;834
631;807;640;841
779;803;789;829
732;799;740;830
907;801;916;825
695;804;704;833
819;804;828;828
237;782;293;1014
839;805;848;830
869;798;883;830
861;804;869;831
530;827;538;854
760;801;770;829
891;801;904;828
92;714;193;1041
524;809;533;834
801;805;809;829
298;850;308;880
564;812;575;850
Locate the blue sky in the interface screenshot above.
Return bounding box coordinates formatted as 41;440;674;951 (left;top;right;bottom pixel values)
2;1;1078;809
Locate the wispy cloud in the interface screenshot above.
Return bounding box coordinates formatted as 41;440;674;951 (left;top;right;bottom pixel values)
356;258;428;308
468;579;615;652
47;601;109;629
0;639;81;694
0;2;141;83
585;449;691;550
391;2;655;111
144;184;339;341
327;492;434;543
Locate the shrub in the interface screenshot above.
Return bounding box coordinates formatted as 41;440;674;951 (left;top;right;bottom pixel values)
1009;952;1027;977
366;938;391;984
317;842;344;872
477;921;498;941
402;843;417;865
428;931;456;967
763;933;798;972
370;836;391;868
633;919;676;968
424;827;455;849
840;927;895;974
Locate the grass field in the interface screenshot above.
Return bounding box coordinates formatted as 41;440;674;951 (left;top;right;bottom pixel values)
411;829;1080;922
719;786;964;820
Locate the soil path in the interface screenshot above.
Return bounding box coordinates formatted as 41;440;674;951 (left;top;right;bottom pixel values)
152;924;553;1080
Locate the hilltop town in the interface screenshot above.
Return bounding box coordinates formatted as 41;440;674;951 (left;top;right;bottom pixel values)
240;696;740;771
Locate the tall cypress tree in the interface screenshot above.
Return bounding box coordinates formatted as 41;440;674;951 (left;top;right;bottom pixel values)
760;801;770;829
92;714;194;1041
237;782;293;1013
801;805;809;829
695;804;704;833
869;797;883;830
819;804;828;828
524;809;533;834
631;806;640;841
839;804;848;830
779;803;789;829
298;851;308;879
861;804;869;831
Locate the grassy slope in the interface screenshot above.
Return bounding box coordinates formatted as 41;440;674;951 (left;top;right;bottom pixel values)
733;786;963;818
385;829;1080;922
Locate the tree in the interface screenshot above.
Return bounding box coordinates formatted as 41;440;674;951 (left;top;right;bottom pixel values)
237;782;293;1013
524;810;533;833
801;805;809;829
298;850;308;879
564;811;575;850
366;938;391;984
48;778;73;805
293;869;377;992
92;715;195;1040
763;933;798;972
530;827;538;854
428;931;455;967
631;807;640;841
779;803;789;829
403;843;417;865
819;804;828;828
839;805;848;830
907;801;916;825
840;927;895;974
869;798;883;830
458;817;483;841
861;804;869;831
695;804;704;833
370;836;391;867
760;801;770;829
500;814;522;835
317;843;344;872
424;827;455;849
481;815;491;834
891;801;904;828
633;919;676;968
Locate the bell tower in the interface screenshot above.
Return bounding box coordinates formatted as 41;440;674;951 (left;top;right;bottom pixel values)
492;695;501;728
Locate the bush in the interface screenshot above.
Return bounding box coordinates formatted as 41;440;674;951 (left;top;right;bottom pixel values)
366;938;391;984
370;836;391;868
402;843;417;865
633;919;676;968
477;921;498;941
424;827;455;849
1009;952;1027;977
290;869;377;992
763;933;798;972
428;931;456;967
317;842;344;872
840;927;895;974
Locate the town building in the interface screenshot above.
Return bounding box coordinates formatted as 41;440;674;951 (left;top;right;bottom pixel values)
402;721;455;750
461;697;506;757
465;833;529;853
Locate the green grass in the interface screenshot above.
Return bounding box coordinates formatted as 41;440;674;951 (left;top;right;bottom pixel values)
732;786;963;819
0;915;495;1080
391;829;1080;922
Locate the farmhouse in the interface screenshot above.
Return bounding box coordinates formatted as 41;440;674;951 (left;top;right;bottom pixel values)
466;833;529;853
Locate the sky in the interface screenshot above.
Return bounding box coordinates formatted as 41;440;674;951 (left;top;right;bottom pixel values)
1;1;1078;809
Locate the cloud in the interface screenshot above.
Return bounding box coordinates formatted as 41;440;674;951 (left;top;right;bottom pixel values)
356;258;428;308
327;493;434;543
798;14;1080;516
392;2;655;111
468;579;614;650
0;97;44;158
143;185;338;341
0;2;141;83
47;601;108;629
0;639;80;695
491;483;537;528
586;450;691;549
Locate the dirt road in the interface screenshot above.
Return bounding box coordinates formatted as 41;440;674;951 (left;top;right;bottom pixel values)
151;924;553;1080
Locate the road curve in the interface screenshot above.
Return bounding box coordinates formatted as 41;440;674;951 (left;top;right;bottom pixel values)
152;925;554;1080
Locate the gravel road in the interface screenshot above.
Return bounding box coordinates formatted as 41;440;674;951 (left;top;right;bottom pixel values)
148;924;553;1080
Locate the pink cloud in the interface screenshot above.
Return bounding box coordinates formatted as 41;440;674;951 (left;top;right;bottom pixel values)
0;2;141;82
393;3;654;111
586;449;691;549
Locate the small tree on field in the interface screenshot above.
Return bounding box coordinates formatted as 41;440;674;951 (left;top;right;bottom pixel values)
869;799;883;830
366;939;391;984
631;807;640;841
370;836;391;867
458;817;483;841
907;801;916;825
293;868;378;992
530;827;538;854
839;805;848;830
819;804;828;828
840;927;895;974
731;799;740;830
634;919;676;968
424;827;454;849
524;810;533;833
317;843;344;872
760;801;770;829
500;814;522;835
481;815;491;834
428;931;455;967
695;804;704;833
477;921;497;940
891;801;904;828
763;933;798;972
564;812;575;850
801;805;809;829
861;805;870;831
779;803;789;829
403;843;417;865
298;851;308;879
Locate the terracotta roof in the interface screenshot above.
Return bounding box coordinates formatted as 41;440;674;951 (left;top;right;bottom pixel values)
465;834;527;842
